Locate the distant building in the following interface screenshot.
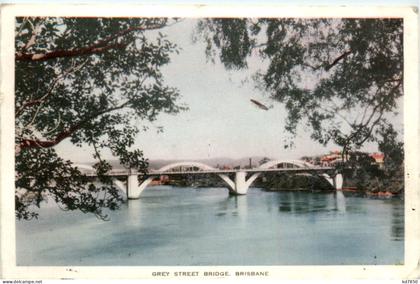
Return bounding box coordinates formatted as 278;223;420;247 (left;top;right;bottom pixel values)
302;150;383;168
369;152;384;168
220;165;232;170
320;150;347;167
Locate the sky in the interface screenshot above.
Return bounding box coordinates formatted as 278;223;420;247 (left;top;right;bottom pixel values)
55;18;403;163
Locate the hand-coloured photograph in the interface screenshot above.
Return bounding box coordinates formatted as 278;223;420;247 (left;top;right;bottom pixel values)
1;4;419;280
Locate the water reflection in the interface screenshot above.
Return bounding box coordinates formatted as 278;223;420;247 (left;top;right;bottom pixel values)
276;191;342;214
234;195;248;220
335;191;347;213
215;195;248;220
125;199;142;226
390;199;404;241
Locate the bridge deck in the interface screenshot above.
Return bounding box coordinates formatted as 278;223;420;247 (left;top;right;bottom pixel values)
82;167;334;177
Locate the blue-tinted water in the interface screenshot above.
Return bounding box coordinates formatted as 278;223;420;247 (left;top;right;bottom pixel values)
16;186;404;266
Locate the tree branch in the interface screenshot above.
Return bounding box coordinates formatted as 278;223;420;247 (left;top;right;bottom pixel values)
325;50;352;71
19;101;130;150
15;22;168;62
355;111;384;147
15;99;43;115
16;42;129;62
19;122;84;149
23;19;41;51
16;59;89;118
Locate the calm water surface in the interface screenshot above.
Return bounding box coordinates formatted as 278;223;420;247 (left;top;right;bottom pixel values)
16;186;404;266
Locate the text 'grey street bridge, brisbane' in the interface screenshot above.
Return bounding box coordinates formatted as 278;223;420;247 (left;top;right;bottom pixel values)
75;159;344;199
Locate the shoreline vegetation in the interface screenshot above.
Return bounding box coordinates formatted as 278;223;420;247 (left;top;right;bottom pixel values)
159;170;404;199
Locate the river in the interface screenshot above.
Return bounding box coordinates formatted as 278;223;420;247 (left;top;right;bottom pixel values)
16;186;404;266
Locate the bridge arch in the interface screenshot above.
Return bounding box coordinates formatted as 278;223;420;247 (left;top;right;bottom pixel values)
259;159;316;169
157;161;216;172
72;164;127;194
128;161;236;199
244;159;331;190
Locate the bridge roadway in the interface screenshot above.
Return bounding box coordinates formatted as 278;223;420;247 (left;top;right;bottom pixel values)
84;166;335;177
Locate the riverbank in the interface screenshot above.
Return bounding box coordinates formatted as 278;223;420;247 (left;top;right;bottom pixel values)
340;175;404;198
162;172;404;198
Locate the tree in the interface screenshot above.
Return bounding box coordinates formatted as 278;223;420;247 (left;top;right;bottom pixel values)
343;125;404;192
377;124;404;177
346;151;382;190
195;18;403;161
15;17;185;220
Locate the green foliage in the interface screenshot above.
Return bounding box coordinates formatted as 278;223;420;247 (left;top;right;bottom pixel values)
15;148;123;220
196;18;403;153
15;17;184;219
377;124;404;176
262;173;334;192
346;152;382;190
196;19;254;69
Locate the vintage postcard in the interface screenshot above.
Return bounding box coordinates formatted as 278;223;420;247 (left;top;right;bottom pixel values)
0;3;419;280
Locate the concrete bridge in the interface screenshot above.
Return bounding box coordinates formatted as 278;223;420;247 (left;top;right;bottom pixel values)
75;159;343;199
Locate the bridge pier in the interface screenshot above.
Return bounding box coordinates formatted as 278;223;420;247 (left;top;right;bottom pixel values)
127;175;152;199
322;173;343;190
232;171;249;195
334;173;343;190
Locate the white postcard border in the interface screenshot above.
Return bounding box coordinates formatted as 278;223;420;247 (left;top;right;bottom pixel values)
1;4;419;280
